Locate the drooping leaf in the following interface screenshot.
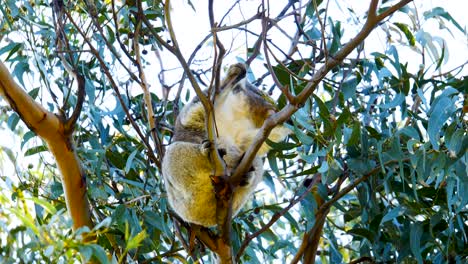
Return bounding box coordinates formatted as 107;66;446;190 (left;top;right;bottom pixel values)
427;96;456;150
394;22;416;46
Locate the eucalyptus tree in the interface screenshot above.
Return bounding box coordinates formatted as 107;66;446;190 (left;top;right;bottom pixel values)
0;0;466;263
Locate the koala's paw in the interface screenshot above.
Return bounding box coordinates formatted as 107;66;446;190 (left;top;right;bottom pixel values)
200;140;228;159
239;173;251;186
218;148;227;158
200;140;212;156
237;152;256;187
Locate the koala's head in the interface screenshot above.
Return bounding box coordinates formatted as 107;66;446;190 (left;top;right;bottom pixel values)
219;63;247;91
218;63;277;128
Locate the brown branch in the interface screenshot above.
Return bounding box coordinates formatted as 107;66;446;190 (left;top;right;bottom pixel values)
290;158;410;263
291;207;328;264
213;11;264;32
134;1;164;160
207;2;236;262
63;71;86;134
158;1;224;175
0;61;93;230
111;0;139;67
52;0;86;134
85;0;141;85
316;158;410;216
261;13;297;104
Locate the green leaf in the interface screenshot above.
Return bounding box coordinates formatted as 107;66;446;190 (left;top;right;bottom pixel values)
398;126;420;141
381;206;404;224
124;149;139;173
446;128;465;155
78;245;93;263
7;113;19;131
305;0;324;17
126;230;147;250
89;244;109;264
337;108;351;126
410;223;423;264
28;87;40;99
28;197;57;215
347;121;361;146
290;122;314;145
263;172;277;195
272;64;290;86
379;93;405;109
24;145;48;156
13;61;30;87
365;126;382;140
428;96;456;150
21;131;37;150
0;42;22;59
93;217;112;231
394;22;416;46
347;228;375;243
267;152;280;176
423;7;465;34
435;43;445;70
9;208;39;235
342;78;358;100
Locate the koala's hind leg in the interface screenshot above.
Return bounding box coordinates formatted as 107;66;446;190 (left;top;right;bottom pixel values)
162;141;212;187
162;141;219;226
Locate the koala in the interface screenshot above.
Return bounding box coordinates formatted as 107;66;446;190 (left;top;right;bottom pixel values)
162;63;290;227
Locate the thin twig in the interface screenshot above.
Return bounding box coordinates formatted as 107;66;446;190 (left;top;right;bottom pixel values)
135;0;163;161
64;11;160;167
235;174;320;261
85;0;141;84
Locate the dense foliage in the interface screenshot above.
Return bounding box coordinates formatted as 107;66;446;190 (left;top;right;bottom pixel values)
0;0;466;263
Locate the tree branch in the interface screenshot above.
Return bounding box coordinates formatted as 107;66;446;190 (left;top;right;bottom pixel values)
134;1;164;160
63;71;86;134
0;61;93;230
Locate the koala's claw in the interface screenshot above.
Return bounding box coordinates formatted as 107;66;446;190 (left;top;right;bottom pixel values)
218;148;227;157
239;173;251;186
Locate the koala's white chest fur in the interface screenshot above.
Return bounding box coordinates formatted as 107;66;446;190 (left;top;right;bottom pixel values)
214;89;255;149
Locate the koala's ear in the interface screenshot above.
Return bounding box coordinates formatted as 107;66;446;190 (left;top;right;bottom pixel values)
220;63;247;90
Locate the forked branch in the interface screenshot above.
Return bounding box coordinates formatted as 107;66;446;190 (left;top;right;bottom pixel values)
0;61;93;230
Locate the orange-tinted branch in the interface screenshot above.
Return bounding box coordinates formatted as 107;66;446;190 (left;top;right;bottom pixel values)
0;61;93;230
